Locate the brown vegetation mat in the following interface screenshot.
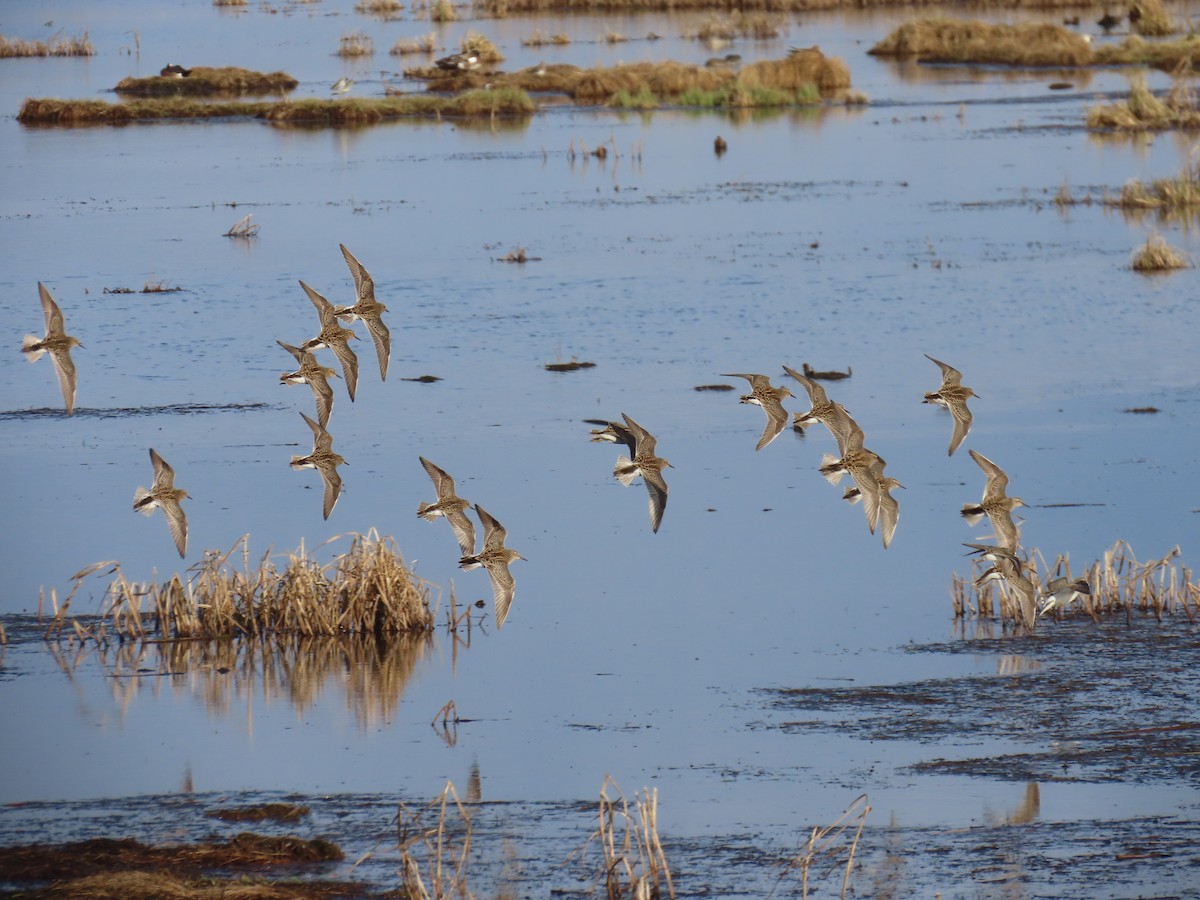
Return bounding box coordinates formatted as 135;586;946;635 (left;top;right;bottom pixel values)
0;834;343;883
114;66;299;96
872;19;1200;70
1087;76;1200;131
475;0;1114;13
411;47;852;106
17;91;535;127
0;33;94;58
869;19;1093;66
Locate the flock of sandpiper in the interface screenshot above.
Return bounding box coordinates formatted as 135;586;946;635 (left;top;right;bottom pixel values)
21;254;1089;631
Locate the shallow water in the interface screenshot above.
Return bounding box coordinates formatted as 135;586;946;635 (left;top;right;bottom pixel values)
2;0;1199;894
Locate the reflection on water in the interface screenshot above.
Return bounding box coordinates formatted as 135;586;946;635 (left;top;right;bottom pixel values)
47;632;437;728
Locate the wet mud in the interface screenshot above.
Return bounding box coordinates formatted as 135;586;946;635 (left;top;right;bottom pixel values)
765;617;1200;784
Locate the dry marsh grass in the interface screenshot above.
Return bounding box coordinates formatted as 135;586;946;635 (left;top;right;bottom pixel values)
686;12;783;42
391;32;438;55
952;541;1198;625
461;30;504;63
870;19;1093;67
430;0;458;21
476;0;1143;12
337;31;375;57
397;781;473;899
522;28;571;47
1087;74;1200;131
114;66;299;96
0;32;95;57
571;777;675;900
41;532;435;641
781;793;870;898
1092;35;1200;70
1132;233;1190;270
1112;158;1200;212
1130;0;1177;36
355;0;405;15
19;91;536;126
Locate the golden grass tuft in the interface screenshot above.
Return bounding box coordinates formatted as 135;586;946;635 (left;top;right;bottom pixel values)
869;19;1093;67
522;29;571;47
1131;233;1190;271
1130;0;1177;37
1092;35;1200;70
687;12;783;42
952;541;1198;625
337;31;375;57
392;32;437;55
739;45;850;95
1086;73;1200;131
461;30;504;64
430;0;458;22
114;66;299;96
782;793;870;898
0;32;95;57
355;0;405;14
42;532;436;641
1110;159;1200;221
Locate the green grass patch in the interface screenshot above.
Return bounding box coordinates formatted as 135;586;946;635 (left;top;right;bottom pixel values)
610;87;659;109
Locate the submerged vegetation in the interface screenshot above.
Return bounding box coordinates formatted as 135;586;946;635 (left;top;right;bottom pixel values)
114;66;299;96
18;90;536;126
0;32;95;57
952;541;1198;626
42;532;436;640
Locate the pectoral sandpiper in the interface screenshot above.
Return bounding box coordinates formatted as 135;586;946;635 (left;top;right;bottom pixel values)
278;339;338;427
22;282;81;416
923;354;978;457
962;449;1025;551
334;244;390;381
299;280;360;402
721;372;794;450
133;448;190;558
417;456;476;556
612;413;672;533
459;504;524;628
290;411;346;520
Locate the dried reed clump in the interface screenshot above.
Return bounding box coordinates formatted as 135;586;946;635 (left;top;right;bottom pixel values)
522;29;571;47
1131;233;1190;271
0;32;95;57
1092;35;1200;70
952;541;1198;625
688;12;783;42
356;0;405;15
114;66;299;96
571;777;675;900
738;45;850;95
1130;0;1177;36
430;0;458;22
1112;160;1200;216
397;781;473;899
337;31;375;57
42;532;436;641
460;30;504;64
869;19;1094;67
213;0;248;6
1086;73;1200;131
392;33;437;55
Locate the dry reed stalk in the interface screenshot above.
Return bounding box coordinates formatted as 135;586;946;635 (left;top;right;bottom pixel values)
397;781;473;898
224;214;259;237
778;792;870;899
429;0;457;22
574;776;675;899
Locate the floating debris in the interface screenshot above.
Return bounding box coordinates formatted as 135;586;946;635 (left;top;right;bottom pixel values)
694;384;735;391
545;360;595;372
224;213;258;238
802;362;852;381
1125;406;1161;414
497;247;542;263
401;374;442;383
